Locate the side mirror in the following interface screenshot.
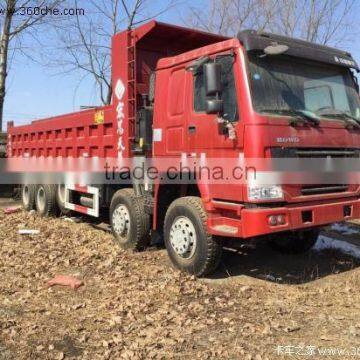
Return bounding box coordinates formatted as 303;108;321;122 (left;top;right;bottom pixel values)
205;99;223;114
204;62;222;96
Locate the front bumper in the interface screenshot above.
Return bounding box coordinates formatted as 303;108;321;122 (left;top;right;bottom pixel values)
207;197;360;238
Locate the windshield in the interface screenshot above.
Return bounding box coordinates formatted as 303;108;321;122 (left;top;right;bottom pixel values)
248;53;360;120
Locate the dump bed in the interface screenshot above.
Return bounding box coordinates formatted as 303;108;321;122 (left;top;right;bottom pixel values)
8;21;227;159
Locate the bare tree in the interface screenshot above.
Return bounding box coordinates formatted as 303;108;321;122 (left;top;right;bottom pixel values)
271;0;356;46
186;0;357;47
52;0;177;106
185;0;278;36
0;0;62;131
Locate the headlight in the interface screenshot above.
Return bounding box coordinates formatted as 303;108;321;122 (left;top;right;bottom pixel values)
248;185;283;201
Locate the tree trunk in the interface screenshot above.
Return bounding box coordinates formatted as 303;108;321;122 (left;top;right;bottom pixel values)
0;0;15;132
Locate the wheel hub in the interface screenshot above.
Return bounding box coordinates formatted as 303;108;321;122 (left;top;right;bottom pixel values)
112;205;130;237
170;216;197;258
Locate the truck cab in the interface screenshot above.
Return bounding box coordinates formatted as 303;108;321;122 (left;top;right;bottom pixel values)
149;27;360;274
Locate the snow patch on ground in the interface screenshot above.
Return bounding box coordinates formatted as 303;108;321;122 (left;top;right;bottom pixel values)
331;223;358;235
314;235;360;259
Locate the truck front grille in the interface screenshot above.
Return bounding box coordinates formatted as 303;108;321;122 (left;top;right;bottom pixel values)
271;147;360;158
301;184;348;195
295;149;357;158
270;147;359;196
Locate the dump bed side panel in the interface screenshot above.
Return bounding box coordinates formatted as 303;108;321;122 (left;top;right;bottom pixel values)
8;106;116;158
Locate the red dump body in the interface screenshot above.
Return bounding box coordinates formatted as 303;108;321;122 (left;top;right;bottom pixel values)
7;21;226;159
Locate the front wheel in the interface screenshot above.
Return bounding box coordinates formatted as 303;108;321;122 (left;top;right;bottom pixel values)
110;189;150;251
269;229;320;254
164;197;222;277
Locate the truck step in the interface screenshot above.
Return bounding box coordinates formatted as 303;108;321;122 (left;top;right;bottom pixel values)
212;225;238;235
65;185;99;217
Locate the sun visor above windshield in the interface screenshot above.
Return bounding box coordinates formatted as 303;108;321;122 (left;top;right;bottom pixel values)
238;30;359;71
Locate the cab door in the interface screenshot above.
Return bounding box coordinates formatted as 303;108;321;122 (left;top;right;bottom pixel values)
158;66;189;156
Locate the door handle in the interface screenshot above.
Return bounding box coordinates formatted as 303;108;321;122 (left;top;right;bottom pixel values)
188;125;196;134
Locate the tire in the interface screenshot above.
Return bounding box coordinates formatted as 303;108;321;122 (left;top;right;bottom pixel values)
269;229;320;254
164;196;222;277
21;184;36;211
56;184;72;216
35;184;58;217
110;188;150;251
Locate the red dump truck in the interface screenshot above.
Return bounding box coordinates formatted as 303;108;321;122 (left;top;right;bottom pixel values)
7;21;360;276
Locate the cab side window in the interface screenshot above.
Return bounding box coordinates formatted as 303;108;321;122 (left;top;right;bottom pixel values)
193;55;239;121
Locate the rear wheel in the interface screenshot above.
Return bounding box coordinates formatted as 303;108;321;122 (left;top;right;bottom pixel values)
269;229;320;254
56;184;71;215
21;184;36;211
164;197;222;277
110;189;150;251
35;184;58;217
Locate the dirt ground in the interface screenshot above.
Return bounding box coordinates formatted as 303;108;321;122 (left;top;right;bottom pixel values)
1;208;360;359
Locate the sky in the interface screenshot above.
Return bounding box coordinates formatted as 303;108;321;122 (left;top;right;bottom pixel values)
2;0;360;131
